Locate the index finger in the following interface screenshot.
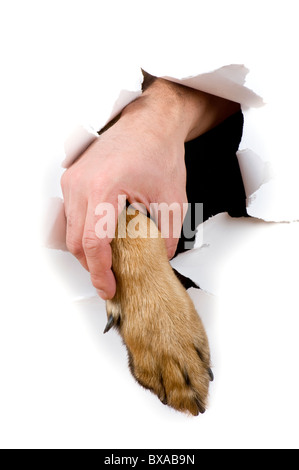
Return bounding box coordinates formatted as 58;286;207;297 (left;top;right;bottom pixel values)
83;196;123;300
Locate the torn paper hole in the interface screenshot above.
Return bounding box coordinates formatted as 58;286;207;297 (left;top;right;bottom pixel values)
48;62;299;258
170;212;268;296
237;149;274;203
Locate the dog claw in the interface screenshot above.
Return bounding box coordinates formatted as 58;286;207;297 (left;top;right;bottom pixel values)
208;368;214;382
103;315;114;334
194;396;206;415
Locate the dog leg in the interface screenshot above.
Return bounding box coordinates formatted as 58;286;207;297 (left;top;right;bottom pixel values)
105;208;212;416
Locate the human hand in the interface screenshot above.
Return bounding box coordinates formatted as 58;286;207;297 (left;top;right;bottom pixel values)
61;77;239;300
61;81;188;299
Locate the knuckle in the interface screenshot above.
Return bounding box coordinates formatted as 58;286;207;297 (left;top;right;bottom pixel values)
61;168;81;190
90;273;104;290
66;235;83;257
89;182;107;204
82;232;99;255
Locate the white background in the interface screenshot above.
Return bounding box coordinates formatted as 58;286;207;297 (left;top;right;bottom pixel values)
0;0;299;449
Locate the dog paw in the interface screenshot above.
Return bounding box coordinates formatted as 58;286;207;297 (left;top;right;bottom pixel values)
105;278;212;416
104;209;213;416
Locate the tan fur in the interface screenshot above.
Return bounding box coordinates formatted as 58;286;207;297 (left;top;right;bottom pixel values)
106;207;212;416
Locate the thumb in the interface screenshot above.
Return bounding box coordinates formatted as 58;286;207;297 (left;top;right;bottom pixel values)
151;199;188;259
164;236;180;260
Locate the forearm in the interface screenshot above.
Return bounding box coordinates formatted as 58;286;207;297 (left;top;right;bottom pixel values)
119;75;240;143
62;72;240;300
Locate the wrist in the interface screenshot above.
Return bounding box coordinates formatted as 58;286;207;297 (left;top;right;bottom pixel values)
119;78;191;144
108;77;240;147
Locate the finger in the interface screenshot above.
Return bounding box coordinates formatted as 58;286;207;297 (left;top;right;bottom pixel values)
65;196;89;270
164;203;186;259
164;236;180;260
83;197;120;299
151;197;188;259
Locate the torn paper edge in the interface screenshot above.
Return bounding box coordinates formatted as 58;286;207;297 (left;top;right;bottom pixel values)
62;89;142;169
50;63;298;253
160;64;265;109
62;125;99;169
62;64;266;170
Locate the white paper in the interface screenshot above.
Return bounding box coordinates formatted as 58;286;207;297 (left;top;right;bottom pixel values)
3;0;299;449
62;80;143;170
58;60;299;235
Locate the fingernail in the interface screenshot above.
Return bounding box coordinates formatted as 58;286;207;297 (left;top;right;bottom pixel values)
96;289;107;300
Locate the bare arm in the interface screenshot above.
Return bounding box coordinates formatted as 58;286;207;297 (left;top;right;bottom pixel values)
137;74;240;142
61;76;240;300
